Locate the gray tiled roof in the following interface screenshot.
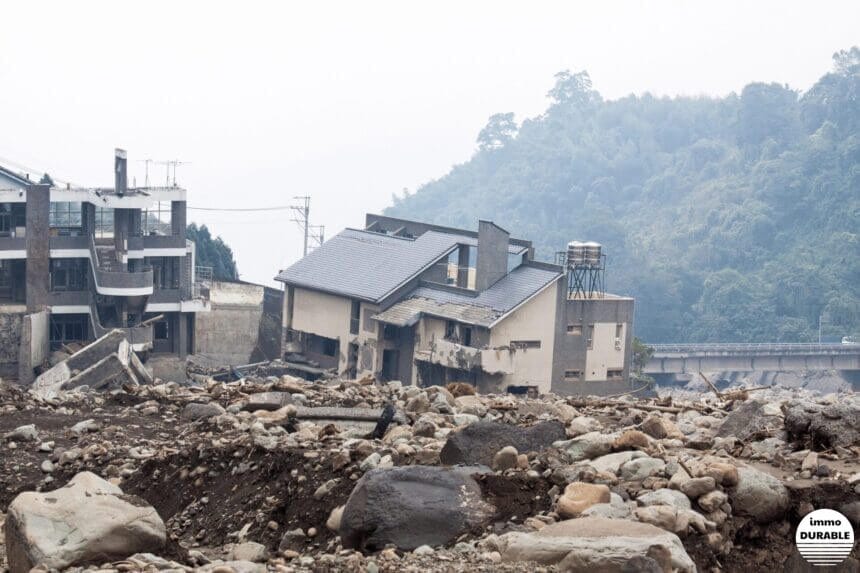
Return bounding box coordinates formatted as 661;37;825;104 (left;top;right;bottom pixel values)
274;229;460;302
375;264;563;327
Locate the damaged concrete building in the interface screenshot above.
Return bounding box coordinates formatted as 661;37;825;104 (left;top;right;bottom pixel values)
275;214;635;395
0;150;209;381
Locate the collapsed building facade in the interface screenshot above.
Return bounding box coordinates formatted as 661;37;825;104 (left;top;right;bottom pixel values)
275;214;635;395
0;150;209;381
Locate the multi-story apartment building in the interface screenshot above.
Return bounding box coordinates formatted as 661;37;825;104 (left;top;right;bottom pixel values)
275;214;635;396
0;150;208;379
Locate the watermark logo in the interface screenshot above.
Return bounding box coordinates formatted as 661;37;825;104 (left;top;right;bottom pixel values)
795;508;855;567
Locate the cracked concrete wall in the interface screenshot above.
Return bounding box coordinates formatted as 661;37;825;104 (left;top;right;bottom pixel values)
0;312;23;378
195;281;265;364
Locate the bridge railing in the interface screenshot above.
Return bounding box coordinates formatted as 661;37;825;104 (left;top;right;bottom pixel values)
650;343;858;354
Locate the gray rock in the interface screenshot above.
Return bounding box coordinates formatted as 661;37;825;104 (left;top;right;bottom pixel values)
242;392;293;412
493;446;519;471
498;516;695;572
679;477;716;499
555;431;616;462
729;466;790;523
620;457;666;481
198;560;266;573
230;541;269;563
5;472;165;573
70;419;100;435
339;465;495;551
588;451;637;475
413;417;438;437
4;424;38;442
716;400;781;441
440;421;566;466
637;488;692;511
453;413;480;426
784;402;860;449
181;402;226;421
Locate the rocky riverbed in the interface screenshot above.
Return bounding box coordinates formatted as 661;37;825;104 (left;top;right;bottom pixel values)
1;374;858;572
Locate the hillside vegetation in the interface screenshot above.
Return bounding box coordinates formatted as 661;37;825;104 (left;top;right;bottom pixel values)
386;48;860;343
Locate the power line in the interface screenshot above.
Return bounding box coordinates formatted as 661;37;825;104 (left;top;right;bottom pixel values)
187;206;295;212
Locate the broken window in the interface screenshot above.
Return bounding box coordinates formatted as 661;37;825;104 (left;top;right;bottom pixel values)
567;324;582;335
350;300;361;335
510;340;541;349
50;259;88;291
587;325;595;350
154;320;169;340
322;338;338;357
607;369;624;380
564;370;582;381
462;327;472;346
49;314;88;349
444;321;473;346
383;324;398;341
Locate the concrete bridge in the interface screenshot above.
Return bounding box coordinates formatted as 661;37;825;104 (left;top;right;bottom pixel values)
644;343;860;374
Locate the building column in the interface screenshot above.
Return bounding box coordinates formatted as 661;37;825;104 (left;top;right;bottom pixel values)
177;313;188;358
25;184;50;312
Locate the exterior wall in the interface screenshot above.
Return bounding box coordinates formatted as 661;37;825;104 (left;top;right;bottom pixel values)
486;280;560;393
194;281;264;364
291;288;352;344
584;322;626;380
288;287;380;376
551;294;635;396
18;310;50;382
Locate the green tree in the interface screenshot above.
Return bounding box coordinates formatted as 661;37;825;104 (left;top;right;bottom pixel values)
186;223;239;281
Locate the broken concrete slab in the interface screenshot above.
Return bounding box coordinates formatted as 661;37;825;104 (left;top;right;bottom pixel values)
242;392;294;412
30;330;152;400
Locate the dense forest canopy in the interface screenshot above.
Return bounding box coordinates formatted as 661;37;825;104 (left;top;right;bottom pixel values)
387;48;860;343
187;223;239;281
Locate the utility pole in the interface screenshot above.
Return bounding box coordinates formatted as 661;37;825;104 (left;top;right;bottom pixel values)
290;196;311;257
290;198;326;257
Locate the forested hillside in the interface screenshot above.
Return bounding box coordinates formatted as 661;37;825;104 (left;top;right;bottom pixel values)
187;223;239;281
387;48;860;343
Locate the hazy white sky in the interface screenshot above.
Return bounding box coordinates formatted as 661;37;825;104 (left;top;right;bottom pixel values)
2;1;857;285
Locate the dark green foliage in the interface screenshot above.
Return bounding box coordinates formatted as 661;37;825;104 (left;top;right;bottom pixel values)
186;223;239;281
387;50;860;343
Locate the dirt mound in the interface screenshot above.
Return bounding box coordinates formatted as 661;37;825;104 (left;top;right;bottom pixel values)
124;448;354;552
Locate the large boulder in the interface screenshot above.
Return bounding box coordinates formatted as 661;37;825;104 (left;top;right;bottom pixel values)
555;431;616;462
339;465;495;551
784;402;860;449
440;421;566;466
716;400;781;441
5;472;166;573
499;517;695;572
729;466;790;523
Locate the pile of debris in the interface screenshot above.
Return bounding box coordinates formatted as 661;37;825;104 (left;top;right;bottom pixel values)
1;368;858;572
30;330;153;402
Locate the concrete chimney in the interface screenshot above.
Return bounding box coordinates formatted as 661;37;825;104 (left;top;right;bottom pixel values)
475;220;509;291
114;148;127;195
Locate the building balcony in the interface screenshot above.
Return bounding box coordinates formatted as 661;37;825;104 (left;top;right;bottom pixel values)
0;236;26;258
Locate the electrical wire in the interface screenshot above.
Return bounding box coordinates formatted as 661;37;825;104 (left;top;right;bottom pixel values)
187;206;295;212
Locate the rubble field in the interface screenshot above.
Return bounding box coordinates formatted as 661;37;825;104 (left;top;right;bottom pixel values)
1;365;858;572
